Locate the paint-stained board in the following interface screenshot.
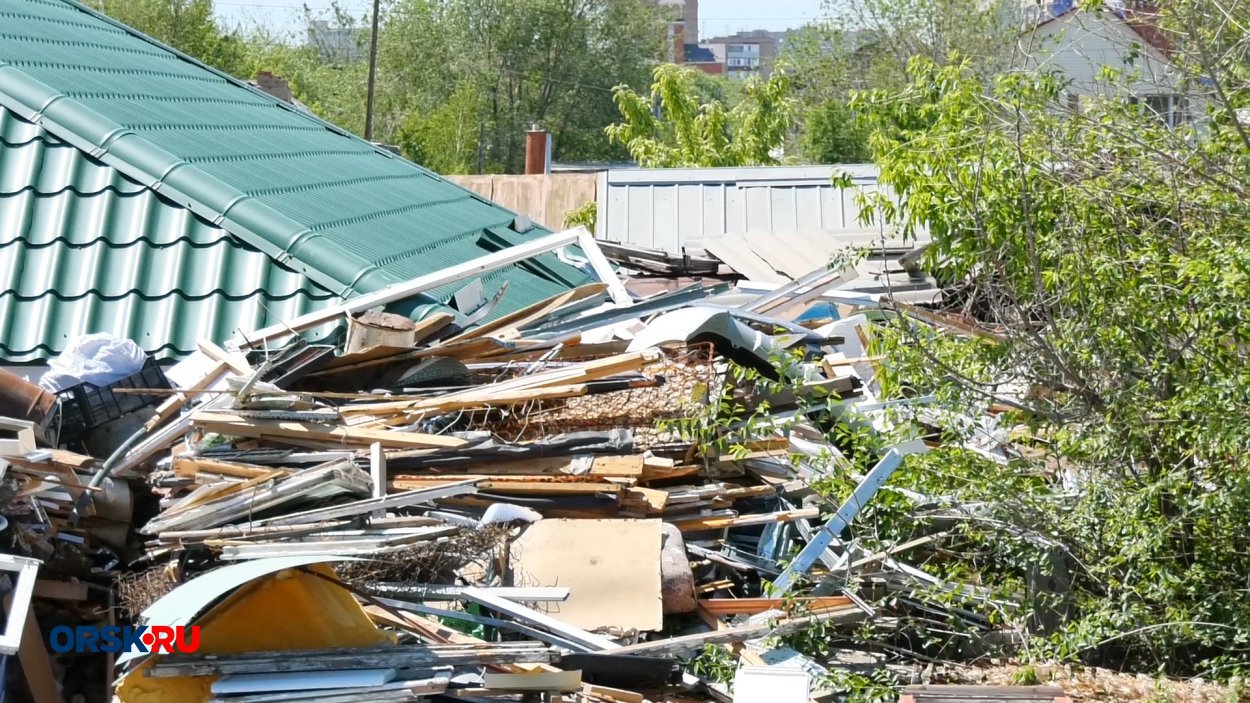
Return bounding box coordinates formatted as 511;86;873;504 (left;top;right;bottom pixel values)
508;519;662;632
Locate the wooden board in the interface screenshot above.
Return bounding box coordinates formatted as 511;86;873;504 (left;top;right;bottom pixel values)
191;413;465;449
509;519;663;632
669;507;819;532
899;685;1071;702
390;477;625;495
483;670;582;692
698;596;852;616
453;455;645;478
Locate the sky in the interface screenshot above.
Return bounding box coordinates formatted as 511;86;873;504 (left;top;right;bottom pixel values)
215;0;827;41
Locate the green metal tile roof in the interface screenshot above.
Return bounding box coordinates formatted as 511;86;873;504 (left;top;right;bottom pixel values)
0;107;341;362
0;0;589;362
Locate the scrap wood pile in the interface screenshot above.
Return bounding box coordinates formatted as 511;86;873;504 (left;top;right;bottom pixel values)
0;234;1034;703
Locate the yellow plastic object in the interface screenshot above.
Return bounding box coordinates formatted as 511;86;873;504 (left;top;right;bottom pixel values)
117;564;391;703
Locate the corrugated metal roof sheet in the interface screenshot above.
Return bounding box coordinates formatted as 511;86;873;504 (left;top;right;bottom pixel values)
595;165;897;253
0;107;339;362
0;0;589;362
594;165;936;298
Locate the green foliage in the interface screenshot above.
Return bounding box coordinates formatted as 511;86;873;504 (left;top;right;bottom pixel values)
89;0;250;76
396;81;484;174
817;668;900;703
782;0;1013;164
562;202;596;231
373;0;667;172
802;100;873;163
605;64;797;168
851;0;1250;673
119;0;667;172
685;644;737;684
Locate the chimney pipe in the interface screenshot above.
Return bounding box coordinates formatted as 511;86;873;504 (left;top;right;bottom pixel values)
524;126;550;175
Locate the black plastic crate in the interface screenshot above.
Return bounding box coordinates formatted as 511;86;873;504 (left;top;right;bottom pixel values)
56;357;171;444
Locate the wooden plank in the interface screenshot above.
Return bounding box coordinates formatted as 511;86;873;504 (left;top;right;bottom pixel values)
172;456;282;480
252;479;478;526
343;350;658;417
483;670;582;692
714;481;805;501
192;412;466;448
582;683;644;703
670;507;819;532
6;595;63;703
698;596;852;616
364;606;480;644
369;442;386;518
452;455;644;478
372;585;570;602
697;579;734;594
408;312;457;344
907;686;1071;699
623;487;669;512
33;579;88;602
639;464;702;483
390;477;622;496
198;341;253;376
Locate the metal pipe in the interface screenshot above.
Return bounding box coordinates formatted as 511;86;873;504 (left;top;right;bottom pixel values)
0;368;56;427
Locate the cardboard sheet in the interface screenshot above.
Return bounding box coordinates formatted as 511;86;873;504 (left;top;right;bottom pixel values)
508;518;663;632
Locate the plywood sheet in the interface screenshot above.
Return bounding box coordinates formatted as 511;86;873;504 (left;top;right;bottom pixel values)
508;519;662;632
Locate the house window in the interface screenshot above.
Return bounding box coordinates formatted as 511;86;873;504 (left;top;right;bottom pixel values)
1142;94;1189;128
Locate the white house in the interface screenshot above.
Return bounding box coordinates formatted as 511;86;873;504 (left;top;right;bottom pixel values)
1019;2;1193;126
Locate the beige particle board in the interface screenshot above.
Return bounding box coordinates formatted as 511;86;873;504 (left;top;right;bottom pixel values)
509;518;663;632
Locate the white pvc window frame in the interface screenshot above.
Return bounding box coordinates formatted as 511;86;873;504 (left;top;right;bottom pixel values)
0;554;42;655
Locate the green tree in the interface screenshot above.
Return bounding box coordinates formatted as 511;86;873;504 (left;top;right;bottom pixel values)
852;0;1250;677
783;0;1014;164
244;7;370;134
89;0;250;76
605;63;797;168
801;99;872;163
380;0;667;172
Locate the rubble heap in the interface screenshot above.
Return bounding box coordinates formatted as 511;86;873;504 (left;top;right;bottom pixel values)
0;232;1033;703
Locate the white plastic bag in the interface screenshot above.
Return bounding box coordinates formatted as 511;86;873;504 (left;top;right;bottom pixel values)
40;333;147;392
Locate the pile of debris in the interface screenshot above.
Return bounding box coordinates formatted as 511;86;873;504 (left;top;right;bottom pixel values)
0;229;1029;703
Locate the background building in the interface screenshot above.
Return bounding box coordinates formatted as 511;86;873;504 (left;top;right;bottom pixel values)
700;29;789;79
